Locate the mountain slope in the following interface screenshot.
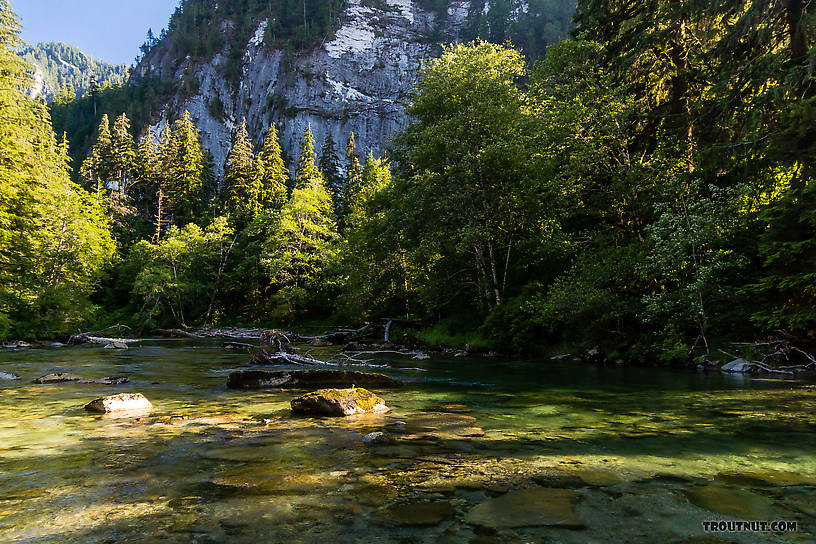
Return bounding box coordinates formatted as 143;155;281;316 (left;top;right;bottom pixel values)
19;42;129;100
132;0;575;176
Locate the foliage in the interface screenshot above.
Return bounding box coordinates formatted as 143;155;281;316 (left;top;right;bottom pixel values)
18;41;128;100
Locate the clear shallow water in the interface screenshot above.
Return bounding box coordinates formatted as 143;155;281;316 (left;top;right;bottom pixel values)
0;340;814;543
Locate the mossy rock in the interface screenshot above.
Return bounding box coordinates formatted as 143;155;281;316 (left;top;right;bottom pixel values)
291;388;389;417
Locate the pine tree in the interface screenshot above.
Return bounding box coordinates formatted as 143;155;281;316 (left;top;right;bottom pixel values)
263;124;339;309
166;110;210;226
319;129;342;199
341;132;363;225
80;114;112;200
110;113;136;195
295;123;323;189
224;118;259;226
254;122;289;213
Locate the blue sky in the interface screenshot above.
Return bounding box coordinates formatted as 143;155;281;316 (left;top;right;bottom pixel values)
14;0;180;65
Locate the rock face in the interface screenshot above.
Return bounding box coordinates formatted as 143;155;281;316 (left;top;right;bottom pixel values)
132;0;569;179
290;388;389;416
226;369;401;390
85;393;154;414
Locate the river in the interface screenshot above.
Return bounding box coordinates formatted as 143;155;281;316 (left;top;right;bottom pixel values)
0;340;813;543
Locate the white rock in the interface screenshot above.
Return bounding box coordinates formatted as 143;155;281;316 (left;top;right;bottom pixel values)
0;371;20;380
85;393;153;414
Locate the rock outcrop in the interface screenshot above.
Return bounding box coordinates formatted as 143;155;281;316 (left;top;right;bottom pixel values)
132;0;570;178
290;387;389;416
226;369;401;389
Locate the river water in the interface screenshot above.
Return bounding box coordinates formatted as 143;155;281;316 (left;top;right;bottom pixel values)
0;340;814;543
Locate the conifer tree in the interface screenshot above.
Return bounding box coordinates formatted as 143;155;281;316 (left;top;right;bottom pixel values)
80;114;112;200
263;125;338;308
165;110;210;226
318;129;342;198
340;132;363;224
224;119;258;226
254;122;289;213
110;113;136;195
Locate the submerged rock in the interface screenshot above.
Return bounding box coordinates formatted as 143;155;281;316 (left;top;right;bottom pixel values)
374;500;456;526
291;388;389;417
362;431;389;445
464;488;583;529
386;413;485;440
0;371;20;380
227;369;401;390
34;373;84;384
685;485;775;518
34;373;129;385
85;393;153;414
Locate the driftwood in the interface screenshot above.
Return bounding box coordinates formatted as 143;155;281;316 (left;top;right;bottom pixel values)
224;341;256;350
69;325;135;344
259;330;299;353
719;336;816;375
152;328;202;338
251;350;337;367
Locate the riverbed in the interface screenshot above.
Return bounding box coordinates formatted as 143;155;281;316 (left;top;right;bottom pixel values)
0;340;813;543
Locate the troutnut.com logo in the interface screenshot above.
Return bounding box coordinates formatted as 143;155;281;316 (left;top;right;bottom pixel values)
702;520;798;533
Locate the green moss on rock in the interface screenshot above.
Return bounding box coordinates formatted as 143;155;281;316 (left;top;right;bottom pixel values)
291;388;389;417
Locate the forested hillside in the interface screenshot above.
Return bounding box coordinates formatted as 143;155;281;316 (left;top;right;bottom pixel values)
2;0;816;366
18;41;128;100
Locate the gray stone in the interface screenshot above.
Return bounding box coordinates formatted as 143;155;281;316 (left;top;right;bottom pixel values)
103;341;129;350
363;431;389;444
0;371;20;380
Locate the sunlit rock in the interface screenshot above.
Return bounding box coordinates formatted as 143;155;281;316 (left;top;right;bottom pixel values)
0;371;19;380
85;393;153;414
291;388;389;417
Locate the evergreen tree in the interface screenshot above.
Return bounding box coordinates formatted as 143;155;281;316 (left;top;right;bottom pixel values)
294;123;322;189
318;129;342;199
166;110;210;226
0;0;115;338
224;118;258;226
254;122;288;213
263;124;339;317
80;114;112;199
340;132;362;225
109;113;136;195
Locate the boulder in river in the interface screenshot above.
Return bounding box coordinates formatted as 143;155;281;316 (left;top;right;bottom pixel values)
103;341;129;350
0;371;20;380
227;369;401;390
85;393;153;414
291;388;389;417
